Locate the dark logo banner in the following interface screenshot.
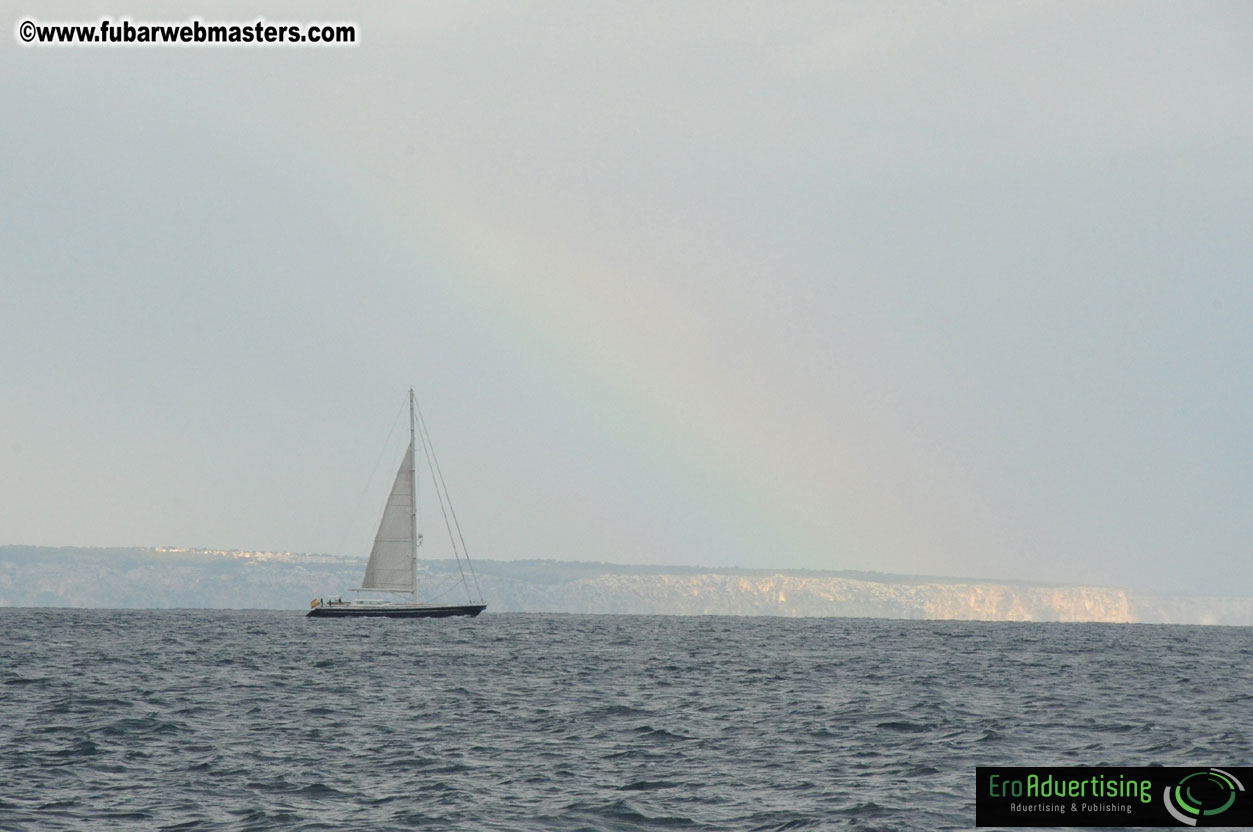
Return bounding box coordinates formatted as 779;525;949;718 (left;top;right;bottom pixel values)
976;766;1252;827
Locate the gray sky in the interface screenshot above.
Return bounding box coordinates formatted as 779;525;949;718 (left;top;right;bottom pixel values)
2;2;1250;595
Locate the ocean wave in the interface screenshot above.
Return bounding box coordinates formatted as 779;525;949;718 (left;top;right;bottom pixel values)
0;610;1249;830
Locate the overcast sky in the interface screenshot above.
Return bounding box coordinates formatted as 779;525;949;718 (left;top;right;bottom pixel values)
2;2;1250;595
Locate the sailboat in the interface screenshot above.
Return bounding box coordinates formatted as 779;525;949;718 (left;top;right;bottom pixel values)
308;389;487;618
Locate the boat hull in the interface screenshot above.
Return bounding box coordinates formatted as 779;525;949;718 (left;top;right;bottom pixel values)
307;603;486;619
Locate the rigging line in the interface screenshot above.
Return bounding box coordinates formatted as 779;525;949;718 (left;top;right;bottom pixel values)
423;578;462;603
413;398;471;603
334;398;406;559
415;397;484;605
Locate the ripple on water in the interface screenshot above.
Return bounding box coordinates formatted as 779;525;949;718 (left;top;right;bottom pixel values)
0;611;1250;831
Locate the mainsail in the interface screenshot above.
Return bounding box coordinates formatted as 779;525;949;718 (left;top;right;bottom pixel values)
359;442;416;593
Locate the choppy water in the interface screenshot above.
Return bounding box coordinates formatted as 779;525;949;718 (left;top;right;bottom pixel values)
1;611;1250;830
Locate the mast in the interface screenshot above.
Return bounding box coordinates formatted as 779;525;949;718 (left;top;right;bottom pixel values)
409;386;420;603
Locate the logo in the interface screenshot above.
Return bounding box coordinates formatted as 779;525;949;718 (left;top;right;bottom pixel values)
977;766;1253;827
1163;768;1245;827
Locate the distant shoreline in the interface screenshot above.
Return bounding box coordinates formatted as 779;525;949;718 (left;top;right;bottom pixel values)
2;546;1249;625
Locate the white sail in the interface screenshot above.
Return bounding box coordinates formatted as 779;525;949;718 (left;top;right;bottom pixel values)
359;442;416;593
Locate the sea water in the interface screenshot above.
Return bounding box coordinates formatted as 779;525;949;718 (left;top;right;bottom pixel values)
0;610;1249;830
